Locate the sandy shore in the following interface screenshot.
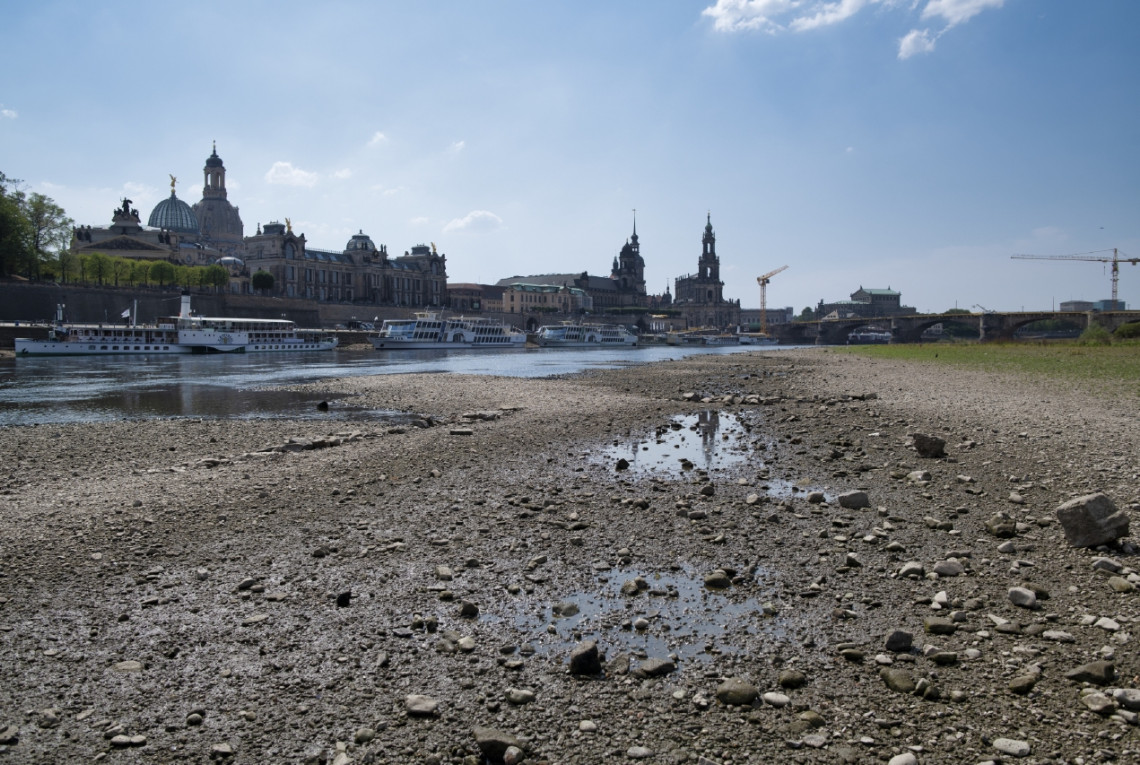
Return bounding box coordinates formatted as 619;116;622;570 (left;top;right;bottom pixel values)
1;348;1137;764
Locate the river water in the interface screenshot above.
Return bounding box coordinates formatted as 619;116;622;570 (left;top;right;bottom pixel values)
0;344;776;427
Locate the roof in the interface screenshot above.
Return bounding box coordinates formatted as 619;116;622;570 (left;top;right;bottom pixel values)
855;287;900;296
147;192;199;235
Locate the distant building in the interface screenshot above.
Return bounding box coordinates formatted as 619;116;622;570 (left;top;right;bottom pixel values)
497;216;653;311
672;214;741;329
501;282;591;314
817;286;916;319
69;145;447;308
739;306;793;330
1060;300;1095;312
447;283;484;311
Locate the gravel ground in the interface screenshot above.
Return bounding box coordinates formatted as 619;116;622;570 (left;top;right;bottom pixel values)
1;348;1138;765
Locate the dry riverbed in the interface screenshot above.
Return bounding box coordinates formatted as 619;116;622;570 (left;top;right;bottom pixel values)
1;348;1137;764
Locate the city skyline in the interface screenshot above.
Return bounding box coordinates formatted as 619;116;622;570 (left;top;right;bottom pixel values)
2;1;1137;313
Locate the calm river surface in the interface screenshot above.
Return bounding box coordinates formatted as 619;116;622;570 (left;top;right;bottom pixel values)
0;345;777;426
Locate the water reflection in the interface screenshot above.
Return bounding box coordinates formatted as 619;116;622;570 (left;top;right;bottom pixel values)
0;345;765;426
597;411;754;475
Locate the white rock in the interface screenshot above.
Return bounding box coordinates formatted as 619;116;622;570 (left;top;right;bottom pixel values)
992;738;1031;758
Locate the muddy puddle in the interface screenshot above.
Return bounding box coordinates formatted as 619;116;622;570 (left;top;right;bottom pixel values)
596;411;759;476
487;564;798;663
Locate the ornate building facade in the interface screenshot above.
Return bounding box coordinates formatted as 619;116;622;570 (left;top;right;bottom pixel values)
672;214;741;329
69;145;447;308
495;217;651;311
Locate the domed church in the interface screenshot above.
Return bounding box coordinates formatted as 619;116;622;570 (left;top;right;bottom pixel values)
192;142;244;253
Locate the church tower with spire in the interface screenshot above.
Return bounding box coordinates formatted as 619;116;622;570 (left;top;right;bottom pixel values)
192;142;245;252
672;213;738;328
612;210;647;300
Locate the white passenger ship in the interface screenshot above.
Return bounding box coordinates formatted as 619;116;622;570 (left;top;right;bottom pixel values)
534;322;638;347
15;293;338;356
370;312;526;350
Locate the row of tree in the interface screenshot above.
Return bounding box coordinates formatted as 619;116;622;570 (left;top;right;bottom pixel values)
59;254;232;291
1;171;73;279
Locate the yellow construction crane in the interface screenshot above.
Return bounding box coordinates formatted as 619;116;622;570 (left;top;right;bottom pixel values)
756;265;789;335
1012;248;1138;308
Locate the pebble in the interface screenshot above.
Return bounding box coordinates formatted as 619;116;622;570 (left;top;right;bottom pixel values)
1008;587;1037;609
762;691;791;707
716;677;758;706
992;738;1031;757
888;753;918;765
627;746;654;759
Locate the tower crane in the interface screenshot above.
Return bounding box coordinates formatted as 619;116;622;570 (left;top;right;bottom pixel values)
1011;249;1138;308
756;265;789;335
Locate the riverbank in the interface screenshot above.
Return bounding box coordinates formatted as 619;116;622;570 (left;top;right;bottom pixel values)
1;348;1137;763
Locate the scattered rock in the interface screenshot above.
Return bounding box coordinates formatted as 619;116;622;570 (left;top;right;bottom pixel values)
1055;493;1130;548
838;490;870;509
992;738;1031;758
715;677;759;706
912;433;947;458
568;640;603;675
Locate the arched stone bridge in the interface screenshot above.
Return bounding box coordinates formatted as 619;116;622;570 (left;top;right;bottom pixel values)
771;310;1140;345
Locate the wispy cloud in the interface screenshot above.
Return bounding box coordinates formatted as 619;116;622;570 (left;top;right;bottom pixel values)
703;0;1004;58
332;168;352;180
790;0;876;32
367;131;387;147
923;0;1003;28
449;140;466;154
0;108;16;120
265;161;318;187
898;28;937;59
410;216;430;226
443;210;503;234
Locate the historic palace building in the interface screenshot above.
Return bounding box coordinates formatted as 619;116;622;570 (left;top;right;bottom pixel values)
672;214;740;329
495;216;652;312
70;145;447;308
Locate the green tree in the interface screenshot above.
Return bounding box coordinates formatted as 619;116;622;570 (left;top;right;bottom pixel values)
110;256;132;287
0;172;34;277
796;306;816;321
945;307;971;314
86;252;112;285
22;192;73;279
149;260;175;288
57;250;79;283
204;264;229;292
130;259;151;287
251;269;274;295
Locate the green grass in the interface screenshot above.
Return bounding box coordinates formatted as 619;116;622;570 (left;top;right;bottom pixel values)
840;340;1140;391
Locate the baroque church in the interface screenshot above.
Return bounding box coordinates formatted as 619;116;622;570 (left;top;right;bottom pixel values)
70;145;447;307
672;214;741;329
495;215;662;313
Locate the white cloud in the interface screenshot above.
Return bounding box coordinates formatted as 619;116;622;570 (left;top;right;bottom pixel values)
410;216;430;225
790;0;875;32
264;161;318;187
898;28;937;59
449;140;466;154
333;168;352;180
703;0;1004;57
367;131;387;147
922;0;1003;28
702;0;796;33
443;210;503;234
1;108;16;120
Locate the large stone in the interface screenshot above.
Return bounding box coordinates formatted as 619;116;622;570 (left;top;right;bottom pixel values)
985;512;1017;538
568;640;602;675
405;694;439;716
715;677;759;706
993;738;1031;758
1056;493;1129;547
1065;660;1115;685
881;668;916;693
473;727;524;763
884;630;913;653
634;657;676;678
838;490;870;509
912;433;946;458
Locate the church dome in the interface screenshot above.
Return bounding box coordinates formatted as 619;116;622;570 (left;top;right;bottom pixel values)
346;230;376;252
205;147;224;168
148;191;200;234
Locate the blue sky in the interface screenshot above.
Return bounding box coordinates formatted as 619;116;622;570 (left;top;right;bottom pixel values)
2;0;1137;313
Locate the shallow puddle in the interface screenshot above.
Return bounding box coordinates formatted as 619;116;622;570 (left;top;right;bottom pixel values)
596;411;757;476
493;565;789;662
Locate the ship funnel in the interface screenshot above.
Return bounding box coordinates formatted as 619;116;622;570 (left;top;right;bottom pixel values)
180;290;192;318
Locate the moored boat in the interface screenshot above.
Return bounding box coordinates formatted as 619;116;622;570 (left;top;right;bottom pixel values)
370;312;526;350
534;322;638;348
14;293;338;356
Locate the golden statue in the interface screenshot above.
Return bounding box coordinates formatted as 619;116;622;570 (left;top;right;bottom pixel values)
431;241;437;254
169;174;177;192
285;217;292;233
